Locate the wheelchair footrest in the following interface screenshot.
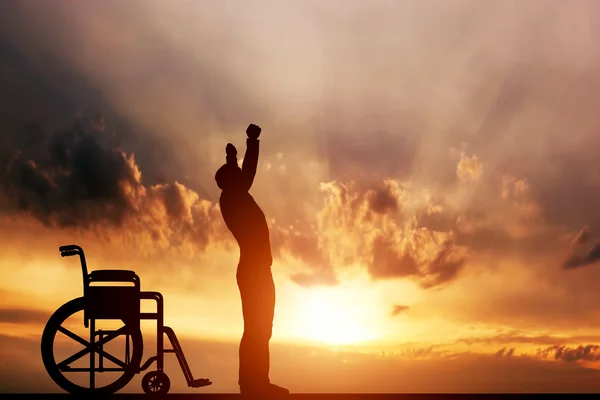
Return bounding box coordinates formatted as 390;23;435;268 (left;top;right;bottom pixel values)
190;378;212;388
164;326;212;388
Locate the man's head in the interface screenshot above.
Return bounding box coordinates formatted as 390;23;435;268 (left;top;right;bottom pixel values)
215;143;242;192
215;163;243;191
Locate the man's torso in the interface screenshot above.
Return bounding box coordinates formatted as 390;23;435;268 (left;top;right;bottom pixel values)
219;191;273;268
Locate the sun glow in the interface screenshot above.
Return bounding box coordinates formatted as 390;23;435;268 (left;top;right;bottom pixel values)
293;286;379;345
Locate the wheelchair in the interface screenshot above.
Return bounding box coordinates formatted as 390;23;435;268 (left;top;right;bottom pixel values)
41;245;212;395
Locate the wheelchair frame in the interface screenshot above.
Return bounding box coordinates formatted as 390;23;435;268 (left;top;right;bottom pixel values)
40;244;212;395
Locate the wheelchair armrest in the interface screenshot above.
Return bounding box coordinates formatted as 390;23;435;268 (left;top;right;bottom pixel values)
89;270;139;285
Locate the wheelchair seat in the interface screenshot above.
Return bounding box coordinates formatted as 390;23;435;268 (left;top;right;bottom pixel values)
86;270;141;321
89;269;138;282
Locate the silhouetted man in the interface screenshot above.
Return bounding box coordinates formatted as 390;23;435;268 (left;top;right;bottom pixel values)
215;124;289;396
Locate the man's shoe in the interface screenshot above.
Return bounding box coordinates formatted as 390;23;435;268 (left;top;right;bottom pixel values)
240;383;290;397
263;383;290;395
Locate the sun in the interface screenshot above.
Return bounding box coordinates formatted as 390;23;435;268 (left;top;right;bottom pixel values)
294;287;378;345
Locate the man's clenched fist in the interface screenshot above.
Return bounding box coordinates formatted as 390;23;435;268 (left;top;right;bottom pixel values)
246;123;261;140
226;143;237;158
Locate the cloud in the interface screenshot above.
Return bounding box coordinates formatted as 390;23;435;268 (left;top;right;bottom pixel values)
537;345;600;363
0;120;228;256
495;347;516;357
391;304;410;317
265;177;472;289
0;308;50;324
315;180;469;289
457;154;482;184
394;345;438;359
499;175;544;233
452;171;557;260
574;226;591;245
271;225;327;266
0;29;207;199
564;226;600;269
285;159;560;290
367;184;400;215
270;224;336;286
563;243;600;269
2;0;600;341
458;331;600;347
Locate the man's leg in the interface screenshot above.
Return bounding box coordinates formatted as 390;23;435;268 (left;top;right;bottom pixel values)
237;266;275;392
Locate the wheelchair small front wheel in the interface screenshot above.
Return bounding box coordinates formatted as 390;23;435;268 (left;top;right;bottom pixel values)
41;297;143;394
142;370;171;395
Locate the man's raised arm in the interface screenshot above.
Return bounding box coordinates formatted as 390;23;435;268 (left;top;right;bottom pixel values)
241;123;261;191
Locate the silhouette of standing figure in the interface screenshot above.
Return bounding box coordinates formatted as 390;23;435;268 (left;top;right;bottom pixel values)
215;124;289;397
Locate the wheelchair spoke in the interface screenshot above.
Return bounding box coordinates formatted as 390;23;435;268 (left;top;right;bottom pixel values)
57;347;91;370
57;327;126;370
96;348;128;369
57;326;89;347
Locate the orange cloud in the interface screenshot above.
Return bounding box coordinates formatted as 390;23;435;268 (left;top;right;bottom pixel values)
457;154;482;184
288;179;470;288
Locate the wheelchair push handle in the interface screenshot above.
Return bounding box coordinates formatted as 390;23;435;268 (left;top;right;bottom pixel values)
59;244;83;255
58;244;89;278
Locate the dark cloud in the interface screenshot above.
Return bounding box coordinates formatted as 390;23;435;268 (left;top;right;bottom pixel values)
391;304;409;317
370;235;420;279
574;226;591;245
537;345;600;363
0;119;228;255
367;184;399;215
564;241;600;269
369;232;467;289
0;123;137;228
458;331;600;347
495;347;515;357
0;8;217;200
419;241;467;289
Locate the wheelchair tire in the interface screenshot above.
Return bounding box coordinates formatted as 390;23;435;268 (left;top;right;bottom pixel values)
142;370;171;395
41;297;143;394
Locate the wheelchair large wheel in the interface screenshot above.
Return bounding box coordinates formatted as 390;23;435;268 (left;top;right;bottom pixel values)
41;297;143;394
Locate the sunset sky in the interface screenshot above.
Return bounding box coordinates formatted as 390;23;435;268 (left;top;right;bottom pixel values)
2;0;600;393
